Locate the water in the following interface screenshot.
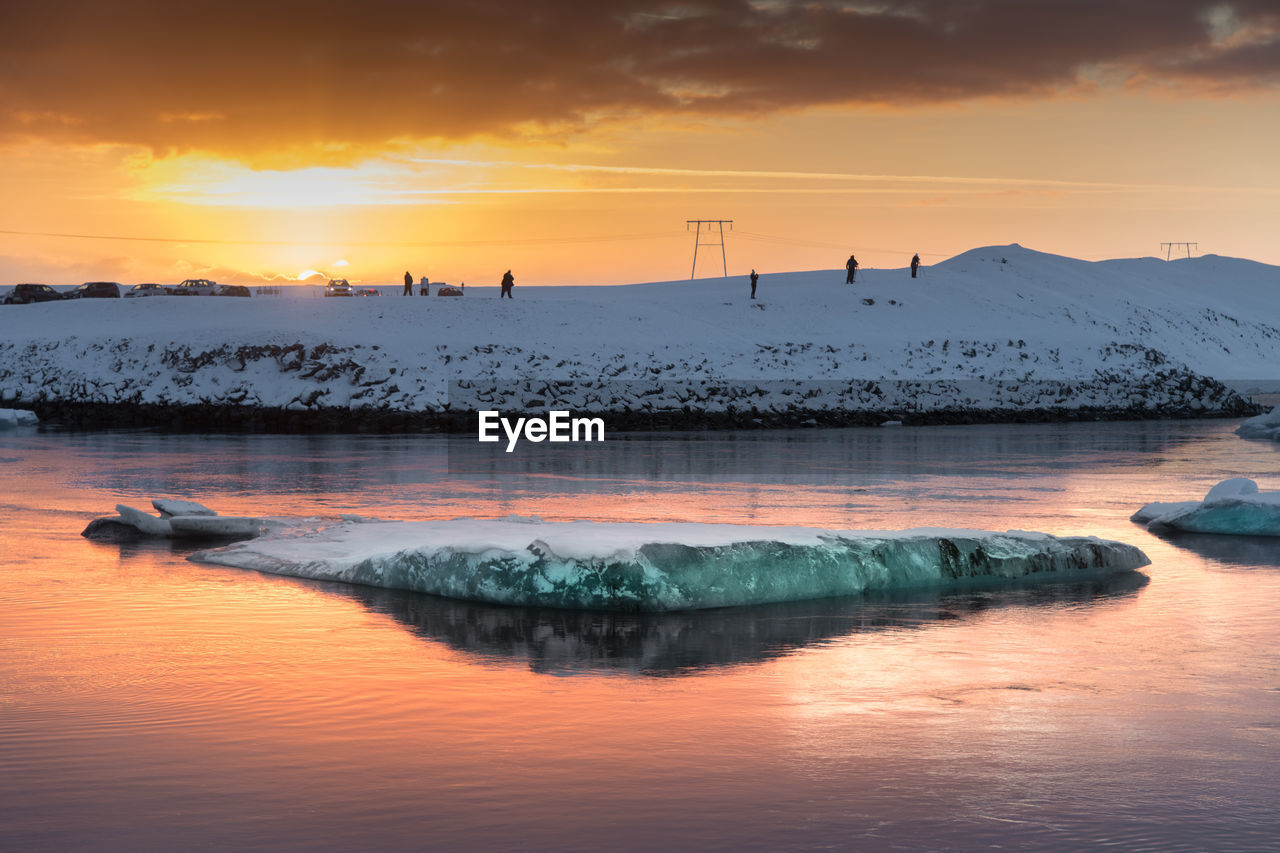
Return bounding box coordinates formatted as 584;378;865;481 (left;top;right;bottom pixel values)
2;421;1279;851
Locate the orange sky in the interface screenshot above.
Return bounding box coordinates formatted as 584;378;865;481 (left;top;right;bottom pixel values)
2;1;1278;286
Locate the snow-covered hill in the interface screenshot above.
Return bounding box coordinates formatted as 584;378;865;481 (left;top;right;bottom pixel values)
0;244;1272;429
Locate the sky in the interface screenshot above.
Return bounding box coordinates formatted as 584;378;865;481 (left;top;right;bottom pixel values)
2;0;1279;286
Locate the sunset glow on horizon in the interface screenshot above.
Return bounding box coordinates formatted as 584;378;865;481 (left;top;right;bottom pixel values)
3;1;1278;286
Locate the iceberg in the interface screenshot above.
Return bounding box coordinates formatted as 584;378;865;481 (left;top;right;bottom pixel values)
190;518;1150;612
81;498;267;542
1132;478;1280;536
1236;407;1280;441
0;407;38;428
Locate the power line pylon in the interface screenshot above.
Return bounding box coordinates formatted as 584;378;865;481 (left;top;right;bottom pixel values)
687;220;733;279
1161;241;1197;260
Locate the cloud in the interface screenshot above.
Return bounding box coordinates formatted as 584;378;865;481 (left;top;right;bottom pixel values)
3;1;1278;162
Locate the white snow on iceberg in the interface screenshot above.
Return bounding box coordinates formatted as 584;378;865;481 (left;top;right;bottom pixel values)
1132;478;1280;536
1236;407;1280;441
189;518;1150;612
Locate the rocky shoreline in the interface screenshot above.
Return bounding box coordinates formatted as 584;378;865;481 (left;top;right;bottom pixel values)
16;392;1261;434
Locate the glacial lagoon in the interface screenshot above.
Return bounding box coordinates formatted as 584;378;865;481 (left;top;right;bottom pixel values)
2;420;1279;850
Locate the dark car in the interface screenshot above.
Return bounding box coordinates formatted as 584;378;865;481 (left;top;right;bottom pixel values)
168;278;218;296
3;283;62;305
64;281;122;299
213;284;252;298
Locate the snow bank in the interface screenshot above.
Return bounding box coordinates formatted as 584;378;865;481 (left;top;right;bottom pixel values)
1236;407;1280;441
1132;478;1280;536
189;517;1150;611
0;408;38;428
0;245;1272;426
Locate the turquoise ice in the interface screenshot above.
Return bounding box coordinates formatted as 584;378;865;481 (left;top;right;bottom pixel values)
191;518;1150;612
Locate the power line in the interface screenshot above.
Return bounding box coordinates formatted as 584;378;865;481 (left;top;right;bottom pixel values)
735;230;950;257
0;227;682;248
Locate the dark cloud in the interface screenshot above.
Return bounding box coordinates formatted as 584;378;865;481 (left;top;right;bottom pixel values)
2;0;1276;160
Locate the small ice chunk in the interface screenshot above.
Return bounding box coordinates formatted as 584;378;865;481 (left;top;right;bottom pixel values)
1130;501;1201;524
115;504;173;537
1134;478;1280;536
1204;478;1259;502
169;516;261;539
0;408;39;428
153;498;218;518
81;517;148;542
1236;407;1280;441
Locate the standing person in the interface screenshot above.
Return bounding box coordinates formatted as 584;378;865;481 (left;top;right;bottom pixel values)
845;254;858;284
500;270;514;299
403;271;413;295
749;269;758;299
911;253;920;279
420;276;429;296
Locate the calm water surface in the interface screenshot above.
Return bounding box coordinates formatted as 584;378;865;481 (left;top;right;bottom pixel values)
2;421;1279;851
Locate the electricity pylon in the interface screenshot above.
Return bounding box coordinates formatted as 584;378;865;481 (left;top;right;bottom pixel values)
1161;242;1197;260
687;220;733;279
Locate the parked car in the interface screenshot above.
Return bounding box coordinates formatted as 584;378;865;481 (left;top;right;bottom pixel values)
213;284;251;298
436;285;464;297
325;279;352;297
124;283;167;298
355;288;380;297
65;281;121;299
168;278;218;296
3;283;62;305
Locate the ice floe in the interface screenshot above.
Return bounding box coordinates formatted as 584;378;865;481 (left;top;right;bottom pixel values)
0;407;38;428
1132;478;1280;536
82;498;267;542
188;517;1149;612
1236;407;1280;441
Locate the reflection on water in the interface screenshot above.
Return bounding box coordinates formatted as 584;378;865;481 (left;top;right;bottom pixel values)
3;419;1280;851
344;574;1150;676
1145;529;1280;569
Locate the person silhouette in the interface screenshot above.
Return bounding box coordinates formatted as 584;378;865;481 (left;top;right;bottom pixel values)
911;253;920;279
500;270;514;299
845;255;858;284
403;271;413;295
749;269;758;299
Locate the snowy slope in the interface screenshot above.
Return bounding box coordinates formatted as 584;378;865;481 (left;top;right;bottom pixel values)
0;244;1273;425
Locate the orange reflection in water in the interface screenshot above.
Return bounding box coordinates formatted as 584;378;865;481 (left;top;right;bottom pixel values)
2;423;1280;850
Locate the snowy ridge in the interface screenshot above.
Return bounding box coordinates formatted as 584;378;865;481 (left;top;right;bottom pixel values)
190;517;1151;612
2;245;1274;426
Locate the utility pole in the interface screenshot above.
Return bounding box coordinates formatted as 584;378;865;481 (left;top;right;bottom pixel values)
687;220;733;279
1160;242;1197;260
